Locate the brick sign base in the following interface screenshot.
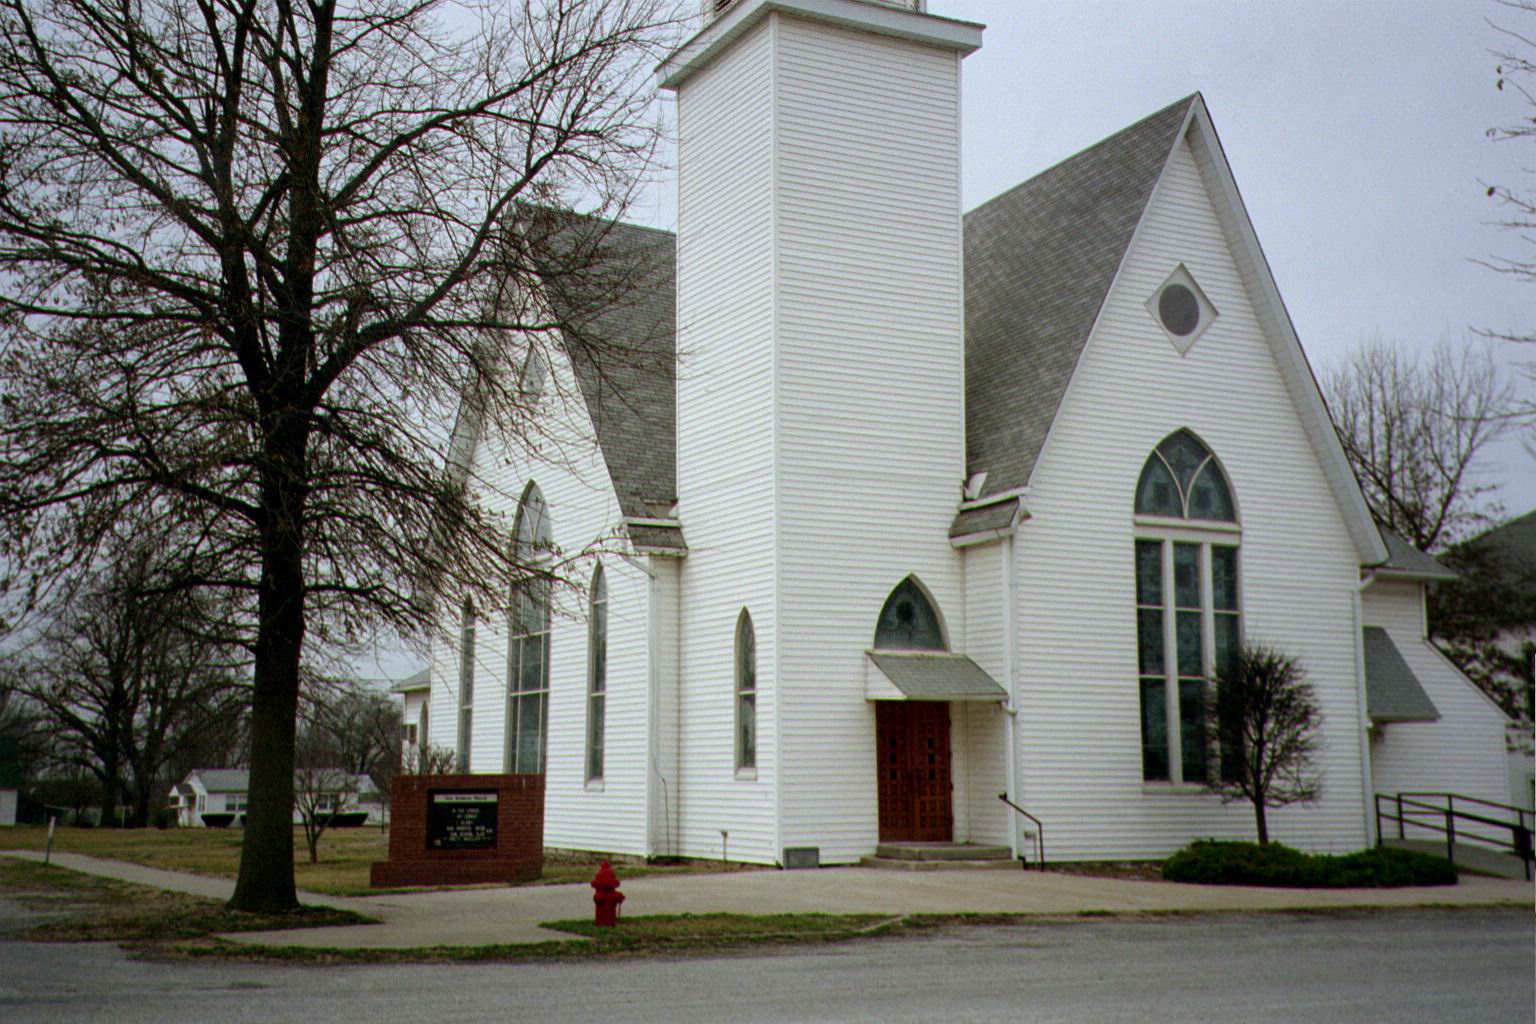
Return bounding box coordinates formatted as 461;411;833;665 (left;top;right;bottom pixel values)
370;773;544;888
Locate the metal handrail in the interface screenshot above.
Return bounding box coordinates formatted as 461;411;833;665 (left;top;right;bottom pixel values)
1375;792;1534;881
997;793;1045;871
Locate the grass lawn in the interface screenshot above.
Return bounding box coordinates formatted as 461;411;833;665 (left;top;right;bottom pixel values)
170;912;925;963
0;825;761;896
0;858;366;944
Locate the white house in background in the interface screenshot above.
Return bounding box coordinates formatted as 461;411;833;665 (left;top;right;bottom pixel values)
392;669;431;766
428;0;1515;865
174;769;382;828
0;789;16;828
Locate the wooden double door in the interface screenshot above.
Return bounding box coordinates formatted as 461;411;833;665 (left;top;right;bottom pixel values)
875;702;952;842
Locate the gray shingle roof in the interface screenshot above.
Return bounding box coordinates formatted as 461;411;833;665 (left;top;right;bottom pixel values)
1362;626;1441;724
1377;531;1456;581
535;218;680;538
949;499;1021;540
867;652;1008;701
391;668;430;693
185;769;379;795
962;96;1196;499
547;98;1205;543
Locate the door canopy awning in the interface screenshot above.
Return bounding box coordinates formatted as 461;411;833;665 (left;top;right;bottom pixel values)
865;652;1008;702
1362;626;1441;724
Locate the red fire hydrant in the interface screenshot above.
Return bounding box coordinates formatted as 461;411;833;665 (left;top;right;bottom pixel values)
591;861;624;928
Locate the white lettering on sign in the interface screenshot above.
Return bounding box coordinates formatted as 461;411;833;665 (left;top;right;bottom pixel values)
433;793;498;804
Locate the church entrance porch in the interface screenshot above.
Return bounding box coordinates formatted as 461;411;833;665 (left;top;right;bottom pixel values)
876;702;953;843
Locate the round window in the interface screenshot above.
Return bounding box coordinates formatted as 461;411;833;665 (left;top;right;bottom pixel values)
1158;284;1200;337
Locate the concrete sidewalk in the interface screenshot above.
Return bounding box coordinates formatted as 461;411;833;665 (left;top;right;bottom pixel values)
4;850;1530;951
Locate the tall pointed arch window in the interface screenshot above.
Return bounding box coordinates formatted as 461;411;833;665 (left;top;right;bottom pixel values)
457;600;475;771
506;484;553;774
874;577;946;651
1135;429;1236;522
585;563;607;783
735;611;757;773
1133;431;1241;786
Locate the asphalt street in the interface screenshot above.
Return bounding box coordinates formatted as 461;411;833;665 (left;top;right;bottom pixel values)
1;908;1531;1024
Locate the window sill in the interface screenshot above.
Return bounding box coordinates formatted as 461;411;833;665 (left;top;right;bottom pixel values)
735;767;758;782
1141;783;1216;797
584;779;605;793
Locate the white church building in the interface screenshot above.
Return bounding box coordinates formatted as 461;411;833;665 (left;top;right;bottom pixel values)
426;0;1513;866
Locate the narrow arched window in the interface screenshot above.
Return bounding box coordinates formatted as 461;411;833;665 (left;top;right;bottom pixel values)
874;577;946;651
457;599;475;771
506;483;553;774
1134;430;1236;521
1133;431;1242;786
735;611;757;772
585;563;607;782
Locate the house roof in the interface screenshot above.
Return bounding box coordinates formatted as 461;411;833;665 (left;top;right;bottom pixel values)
1463;509;1536;573
866;652;1008;702
391;669;431;694
183;769;378;795
962;95;1196;501
1362;627;1441;724
1374;530;1457;581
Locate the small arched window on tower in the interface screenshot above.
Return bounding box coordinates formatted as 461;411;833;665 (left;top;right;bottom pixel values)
874;577;946;651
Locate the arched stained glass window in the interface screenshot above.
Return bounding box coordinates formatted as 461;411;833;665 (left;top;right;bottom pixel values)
585;563;607;782
1134;430;1236;522
874;577;946;651
506;483;553;774
735;610;756;772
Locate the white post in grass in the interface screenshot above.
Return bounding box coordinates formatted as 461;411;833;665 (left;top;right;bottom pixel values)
44;816;56;866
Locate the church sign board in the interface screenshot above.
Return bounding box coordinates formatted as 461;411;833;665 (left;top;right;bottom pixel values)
370;773;543;888
427;790;498;850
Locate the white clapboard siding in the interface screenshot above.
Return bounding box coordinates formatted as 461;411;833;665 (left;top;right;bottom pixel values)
425;334;653;858
772;15;968;864
961;540;1012;846
1012;132;1371;859
1364;579;1513;819
672;17;781;863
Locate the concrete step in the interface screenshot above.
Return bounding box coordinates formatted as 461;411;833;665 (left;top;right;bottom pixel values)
873;842;1013;862
859;855;1023;872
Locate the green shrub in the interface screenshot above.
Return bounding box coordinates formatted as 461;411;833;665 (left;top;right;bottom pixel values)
1162;841;1457;888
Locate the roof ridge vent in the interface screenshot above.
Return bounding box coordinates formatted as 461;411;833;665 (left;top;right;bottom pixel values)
703;0;929;25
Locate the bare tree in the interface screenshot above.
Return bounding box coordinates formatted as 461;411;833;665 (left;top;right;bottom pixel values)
0;0;683;910
1324;339;1516;551
1208;644;1323;845
1481;0;1536;450
21;542;246;826
403;741;457;776
292;745;359;865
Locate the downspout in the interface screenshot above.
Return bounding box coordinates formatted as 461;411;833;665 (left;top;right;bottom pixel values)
1001;533;1021;859
1354;571;1378;846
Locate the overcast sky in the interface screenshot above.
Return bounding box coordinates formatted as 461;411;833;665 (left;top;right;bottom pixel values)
362;0;1536;682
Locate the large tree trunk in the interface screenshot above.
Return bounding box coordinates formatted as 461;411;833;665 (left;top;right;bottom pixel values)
1254;797;1270;846
98;756;121;827
229;441;309;913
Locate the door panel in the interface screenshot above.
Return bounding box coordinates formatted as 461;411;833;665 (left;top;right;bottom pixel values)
875;702;952;842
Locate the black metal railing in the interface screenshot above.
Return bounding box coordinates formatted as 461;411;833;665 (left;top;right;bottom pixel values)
997;793;1045;871
1374;791;1534;881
